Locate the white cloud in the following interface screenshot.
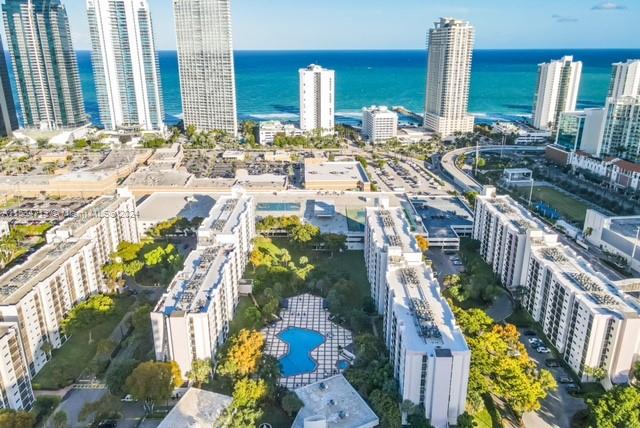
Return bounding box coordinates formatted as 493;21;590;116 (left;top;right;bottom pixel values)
591;2;627;10
552;14;579;22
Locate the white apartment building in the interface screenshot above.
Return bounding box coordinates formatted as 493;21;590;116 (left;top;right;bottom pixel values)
258;121;303;145
364;199;470;428
473;187;551;290
174;0;237;135
423;18;475;137
299;64;335;134
0;190;139;381
532;56;582;131
600;95;640;164
151;192;255;376
0;323;34;410
473;188;640;388
87;0;165;131
609;59;640;99
361;106;398;143
522;235;640;387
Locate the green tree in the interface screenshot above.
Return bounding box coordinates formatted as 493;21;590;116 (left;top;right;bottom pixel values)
290;224;320;246
584;366;607;381
125;362;173;415
231;378;267;408
281;392;303;416
170;361;184;388
320;233;346;256
78;393;121;425
61;295;115;335
218;330;265;379
52;411;68;428
188;359;212;387
589;386;640;428
106;360;139;396
0;409;35;428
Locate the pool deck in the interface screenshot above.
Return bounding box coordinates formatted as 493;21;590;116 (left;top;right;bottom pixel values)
262;294;354;389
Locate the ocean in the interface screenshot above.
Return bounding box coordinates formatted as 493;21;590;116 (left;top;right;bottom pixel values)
61;49;640;126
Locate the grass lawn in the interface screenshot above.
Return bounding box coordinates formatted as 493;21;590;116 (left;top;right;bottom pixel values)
260;404;293;427
32;295;136;390
512;186;588;224
230;296;258;335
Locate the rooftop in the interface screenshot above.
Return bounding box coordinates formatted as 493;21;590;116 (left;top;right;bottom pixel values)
157;388;231;428
198;194;251;237
292;374;379;428
0;239;92;305
155;245;234;316
532;241;640;316
304;159;370;185
479;191;549;235
366;205;420;253
412;197;473;239
387;263;468;352
137;193;216;224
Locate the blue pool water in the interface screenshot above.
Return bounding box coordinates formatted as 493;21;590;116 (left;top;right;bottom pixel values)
278;327;325;377
337;360;350;370
256;202;301;212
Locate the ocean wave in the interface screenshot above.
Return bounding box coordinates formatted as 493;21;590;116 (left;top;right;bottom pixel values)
241;113;299;120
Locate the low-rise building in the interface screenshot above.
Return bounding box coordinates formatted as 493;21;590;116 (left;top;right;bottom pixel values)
568;151;640;191
584;210;640;273
292;374;379;428
151;192;255;376
361;106;398;144
0;221;9;238
258;121;303;145
221;150;245;161
493;122;552;144
364;199;470;427
503;168;533;185
157;387;232;428
304;158;371;191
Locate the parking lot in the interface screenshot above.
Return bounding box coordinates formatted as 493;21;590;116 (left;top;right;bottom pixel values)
520;330;586;428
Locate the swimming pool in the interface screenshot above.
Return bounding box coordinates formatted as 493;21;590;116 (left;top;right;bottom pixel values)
256;202;301;212
278;327;325;377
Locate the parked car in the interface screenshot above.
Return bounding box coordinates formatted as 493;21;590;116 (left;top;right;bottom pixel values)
536;346;551;354
559;377;573;384
121;394;136;402
528;337;542;345
566;385;581;395
524;330;537;336
545;359;561;368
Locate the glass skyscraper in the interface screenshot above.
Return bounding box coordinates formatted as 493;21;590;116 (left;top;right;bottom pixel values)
87;0;164;131
173;0;237;136
2;0;86;130
0;37;18;137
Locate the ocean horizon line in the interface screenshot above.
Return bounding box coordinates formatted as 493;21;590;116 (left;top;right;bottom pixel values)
72;48;640;53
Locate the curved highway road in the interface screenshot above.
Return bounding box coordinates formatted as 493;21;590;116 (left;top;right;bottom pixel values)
440;145;546;192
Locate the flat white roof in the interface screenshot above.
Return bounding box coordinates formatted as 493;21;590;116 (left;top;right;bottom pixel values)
158;388;231;428
137;193;216;223
305;160;370;184
292;375;379;428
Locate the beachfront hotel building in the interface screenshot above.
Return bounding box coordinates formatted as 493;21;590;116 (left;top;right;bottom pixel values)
2;0;86;130
299;64;335;134
87;0;165;131
599;95;640;163
473;187;640;388
173;0;237;135
151;191;255;376
0;38;17;138
0;323;34;410
608;59;640;99
532;56;582;131
361;106;398;144
364;199;470;427
472;186;554;290
0;190;138;388
423;18;475;137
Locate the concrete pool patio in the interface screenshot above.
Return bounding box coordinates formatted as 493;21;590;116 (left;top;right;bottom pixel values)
261;294;354;389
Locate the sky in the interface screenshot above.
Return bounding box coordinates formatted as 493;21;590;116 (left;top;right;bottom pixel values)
4;0;639;51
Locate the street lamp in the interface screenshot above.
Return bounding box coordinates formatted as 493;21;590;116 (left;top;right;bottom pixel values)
631;226;640;261
528;177;535;207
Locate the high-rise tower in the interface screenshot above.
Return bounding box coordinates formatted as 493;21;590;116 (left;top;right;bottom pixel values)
299;64;335;134
2;0;86;130
0;37;18;137
173;0;237;135
87;0;165;131
532;56;582;131
423;18;475;137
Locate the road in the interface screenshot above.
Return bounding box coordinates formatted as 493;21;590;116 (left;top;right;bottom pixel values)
520;331;586;428
439;145;545;192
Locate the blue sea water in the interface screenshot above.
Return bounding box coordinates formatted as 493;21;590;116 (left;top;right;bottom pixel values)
33;49;640;126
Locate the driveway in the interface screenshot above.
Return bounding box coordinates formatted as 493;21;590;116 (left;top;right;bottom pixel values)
56;388;107;427
520;331;586;428
428;249;463;284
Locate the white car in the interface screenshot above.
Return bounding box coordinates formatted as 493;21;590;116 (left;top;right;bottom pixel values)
536;347;551;354
121;394;136;402
528;337;541;345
